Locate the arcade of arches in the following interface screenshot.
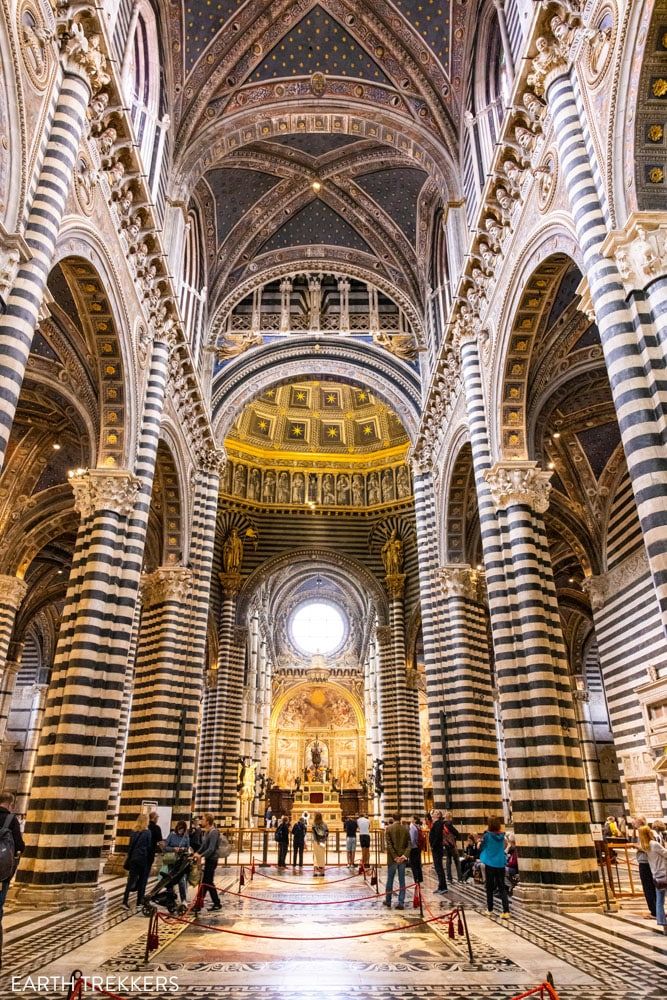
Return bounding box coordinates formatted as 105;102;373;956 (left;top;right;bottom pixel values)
0;0;666;997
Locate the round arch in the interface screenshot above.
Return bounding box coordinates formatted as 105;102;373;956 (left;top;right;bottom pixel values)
269;677;365;733
53;224;137;470
211;337;422;445
489;224;583;462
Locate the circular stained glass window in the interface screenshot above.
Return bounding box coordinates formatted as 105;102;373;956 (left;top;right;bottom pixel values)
290;600;347;656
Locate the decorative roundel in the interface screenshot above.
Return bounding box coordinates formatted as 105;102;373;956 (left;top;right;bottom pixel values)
584;7;616;87
289;599;348;657
537;151;558;214
18;0;53;91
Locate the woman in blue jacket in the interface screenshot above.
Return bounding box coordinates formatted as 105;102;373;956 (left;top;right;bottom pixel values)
122;813;152;908
479;816;510;917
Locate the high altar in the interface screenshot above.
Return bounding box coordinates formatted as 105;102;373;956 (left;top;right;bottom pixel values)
290;779;343;830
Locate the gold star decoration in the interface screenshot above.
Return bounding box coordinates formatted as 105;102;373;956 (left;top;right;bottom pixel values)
292;425;304;437
363;424;373;436
327;427;338;438
258;420;268;431
357;391;368;402
265;389;275;397
295;391;306;401
326;393;336;403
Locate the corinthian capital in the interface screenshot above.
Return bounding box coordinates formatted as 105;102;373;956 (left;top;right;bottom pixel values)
61;20;110;91
219;571;243;597
0;576;28;611
375;624;393;647
198;446;227;476
384;573;406;600
69;468;141;519
438;564;477;601
141;566;193;608
580;574;608;611
484;461;552;513
601;212;667;294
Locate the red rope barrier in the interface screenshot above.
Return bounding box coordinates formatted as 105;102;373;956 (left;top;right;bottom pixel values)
217;881;418;905
508;984;560;1000
158;904;464;942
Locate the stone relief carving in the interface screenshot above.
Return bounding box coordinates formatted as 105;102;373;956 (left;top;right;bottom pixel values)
484;461;553;514
69;469;141;520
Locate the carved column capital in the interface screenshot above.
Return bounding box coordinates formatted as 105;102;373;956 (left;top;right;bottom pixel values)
384;573;406;600
438;564;477;600
580;574;609;611
197;446;227;476
527;10;582;97
68;468;141;519
484;461;552;513
601;212;667;293
375;624;393;647
232;625;248;648
0;576;28;610
140;566;193;608
220;571;243;597
1;660;21;680
61;20;110;91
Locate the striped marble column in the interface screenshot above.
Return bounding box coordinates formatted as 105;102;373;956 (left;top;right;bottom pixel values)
196;572;246;825
14;469;142;902
459;331;601;906
385;576;423;817
545;60;667;633
0;24;109;473
115;566;195;849
15;683;48;815
0;658;21;783
437;565;502;828
412;467;450;807
571;675;607;825
103;599;140;853
375;623;398;818
0;577;27;679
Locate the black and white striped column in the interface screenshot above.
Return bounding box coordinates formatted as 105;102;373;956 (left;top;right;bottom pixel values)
459;332;601;905
375;623;399;818
547;65;667;633
385;577;423;817
437;565;502;828
115;566;195;849
0;27;108;473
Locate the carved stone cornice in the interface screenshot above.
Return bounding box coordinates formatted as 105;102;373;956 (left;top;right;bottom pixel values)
484;461;552;514
438;564;477;601
601;212;667;294
68;468;141;520
140;566;193;609
0;576;28;611
220;571;243;597
527;8;582;97
384;573;406;600
582;548;650;612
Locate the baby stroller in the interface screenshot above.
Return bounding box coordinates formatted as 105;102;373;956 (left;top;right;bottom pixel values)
142;853;192;916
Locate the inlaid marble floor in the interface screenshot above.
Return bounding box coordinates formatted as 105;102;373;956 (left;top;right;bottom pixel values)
2;865;666;999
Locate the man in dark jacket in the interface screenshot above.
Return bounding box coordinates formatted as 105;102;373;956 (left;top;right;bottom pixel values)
292;817;306;868
148;811;164;870
443;811;462;882
429;809;448;894
275;815;290;867
0;791;25;969
383;816;409;909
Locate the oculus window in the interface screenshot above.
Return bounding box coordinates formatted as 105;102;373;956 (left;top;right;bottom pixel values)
290;601;346;657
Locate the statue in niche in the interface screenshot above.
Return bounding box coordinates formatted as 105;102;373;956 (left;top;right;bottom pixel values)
322;473;335;504
263;469;276;502
277;470;290;503
222;462;233;494
352;473;365;506
337;473;350;505
223;527;243;575
292;472;305;503
381;528;404;576
396;465;410;498
381;468;395;502
233;464;247;497
308;473;319;503
367;472;380;505
248;467;261;501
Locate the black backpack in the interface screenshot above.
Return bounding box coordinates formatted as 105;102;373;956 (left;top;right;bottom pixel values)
0;812;16;881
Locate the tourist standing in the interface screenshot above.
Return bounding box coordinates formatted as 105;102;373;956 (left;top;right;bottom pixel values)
429;809;448;894
163;820;191;904
384;816;409;909
0;791;24;968
344;814;358;868
147;810;164;874
194;813;222;911
633;815;656;918
639;825;667;934
480;816;510;918
311;812;329;876
408;815;423;884
292;816;306;868
122;813;152;909
357;812;371;868
265;805;273;829
275;815;290;868
442;811;462;882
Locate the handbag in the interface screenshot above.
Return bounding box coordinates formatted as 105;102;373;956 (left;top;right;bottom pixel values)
162;851;177;866
188;860;202;886
654;877;667;890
